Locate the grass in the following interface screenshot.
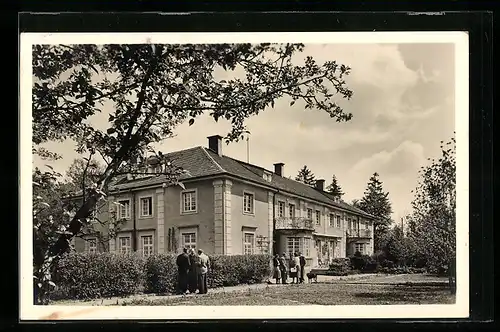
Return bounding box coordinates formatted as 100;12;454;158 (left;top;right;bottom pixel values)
121;274;455;306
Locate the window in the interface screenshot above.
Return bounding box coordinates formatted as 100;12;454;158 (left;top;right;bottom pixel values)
119;236;131;254
142;235;154;257
287;237;301;256
243;233;255;255
181;190;197;213
182;232;197;250
355;243;365;254
315;210;321;225
278;201;285;217
348;218;353;229
140;196;153;217
365;221;369;230
307;208;313;220
87;238;97;254
118;200;130;219
263;172;272;182
243;192;254;214
336;215;342;228
329;213;334;227
289;204;295;218
303;237;311;257
287;237;311;257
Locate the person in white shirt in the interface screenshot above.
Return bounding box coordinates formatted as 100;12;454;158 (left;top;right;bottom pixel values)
197;249;210;294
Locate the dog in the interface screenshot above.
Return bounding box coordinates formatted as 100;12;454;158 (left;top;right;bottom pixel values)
306;272;318;283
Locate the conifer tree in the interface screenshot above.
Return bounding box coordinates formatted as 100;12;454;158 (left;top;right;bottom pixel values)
295;165;316;186
326;174;344;198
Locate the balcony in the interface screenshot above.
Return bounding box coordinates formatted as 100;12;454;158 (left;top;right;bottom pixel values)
346;228;372;238
275;217;315;231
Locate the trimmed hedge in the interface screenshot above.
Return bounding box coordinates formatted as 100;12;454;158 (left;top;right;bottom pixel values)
53;252;272;300
54;252;145;300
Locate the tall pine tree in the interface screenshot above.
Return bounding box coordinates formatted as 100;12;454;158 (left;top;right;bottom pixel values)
357;172;393;251
295;165;316;186
326;174;344;198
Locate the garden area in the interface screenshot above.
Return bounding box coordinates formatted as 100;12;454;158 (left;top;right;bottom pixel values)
46;251;455;306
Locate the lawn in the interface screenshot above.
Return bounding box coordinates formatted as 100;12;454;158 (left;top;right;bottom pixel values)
121;274;455;306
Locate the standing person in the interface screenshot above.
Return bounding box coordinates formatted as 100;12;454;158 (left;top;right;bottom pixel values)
293;252;301;284
299;252;306;284
279;253;288;284
272;254;281;284
197;249;210;294
187;249;199;294
289;253;298;284
176;247;191;294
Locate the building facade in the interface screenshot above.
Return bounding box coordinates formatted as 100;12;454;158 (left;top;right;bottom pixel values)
75;135;376;269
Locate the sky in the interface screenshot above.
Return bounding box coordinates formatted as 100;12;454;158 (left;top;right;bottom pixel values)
33;43;456;223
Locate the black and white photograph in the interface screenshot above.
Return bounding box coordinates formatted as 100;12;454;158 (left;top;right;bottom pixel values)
20;31;469;320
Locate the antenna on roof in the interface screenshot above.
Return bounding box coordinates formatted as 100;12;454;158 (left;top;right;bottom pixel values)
246;133;250;163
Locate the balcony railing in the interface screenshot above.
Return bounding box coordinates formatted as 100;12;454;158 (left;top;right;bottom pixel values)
275;217;315;231
346;228;372;238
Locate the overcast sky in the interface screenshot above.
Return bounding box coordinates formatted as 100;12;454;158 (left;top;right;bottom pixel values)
33;43;455;223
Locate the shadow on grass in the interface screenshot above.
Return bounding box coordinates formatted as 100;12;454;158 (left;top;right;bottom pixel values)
354;285;455;304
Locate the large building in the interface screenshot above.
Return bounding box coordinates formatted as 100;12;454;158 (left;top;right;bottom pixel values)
75;135;376;269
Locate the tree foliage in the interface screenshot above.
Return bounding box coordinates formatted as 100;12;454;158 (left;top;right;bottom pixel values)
408;137;456;279
295;165;316;186
326;174;344;198
357;172;393;251
32;43;355;303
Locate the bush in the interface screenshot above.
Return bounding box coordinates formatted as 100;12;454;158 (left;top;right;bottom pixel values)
349;254;373;271
328;258;350;276
54;252;272;300
54;252;145;300
144;254;178;294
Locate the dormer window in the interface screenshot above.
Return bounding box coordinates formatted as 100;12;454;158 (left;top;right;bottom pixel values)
263;171;272;182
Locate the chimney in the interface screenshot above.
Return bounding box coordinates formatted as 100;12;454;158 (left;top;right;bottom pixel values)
273;163;284;176
315;179;325;191
207;135;223;156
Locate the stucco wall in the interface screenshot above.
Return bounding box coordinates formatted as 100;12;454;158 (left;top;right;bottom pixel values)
230;180;270;255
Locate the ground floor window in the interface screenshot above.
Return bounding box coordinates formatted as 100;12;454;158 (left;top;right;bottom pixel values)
119;236;131;254
287;237;311;257
86;238;97;254
182;232;197;250
142;235;154;257
355;243;365;254
243;232;255;254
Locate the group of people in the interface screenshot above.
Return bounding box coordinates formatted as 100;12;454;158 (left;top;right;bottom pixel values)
176;247;211;295
272;252;306;284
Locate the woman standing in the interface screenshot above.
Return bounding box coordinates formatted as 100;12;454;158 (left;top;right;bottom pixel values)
188;249;199;294
272;254;281;284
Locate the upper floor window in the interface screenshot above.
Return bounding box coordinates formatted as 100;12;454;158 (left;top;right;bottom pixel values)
142;235;154;257
307;208;313;220
315;210;321;225
289;204;295;218
263;172;272;182
365;221;370;229
140;196;153;217
118;200;131;219
336;215;342;228
243;192;254;214
181;190;197;213
329;213;334;227
278;201;285;217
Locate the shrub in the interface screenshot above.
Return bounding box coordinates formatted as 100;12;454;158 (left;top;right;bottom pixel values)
144;254;178;294
328;258;350;276
54;252;145;300
349;254;372;271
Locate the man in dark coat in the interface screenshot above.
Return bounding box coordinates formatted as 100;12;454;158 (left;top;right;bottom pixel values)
187;249;199;294
279;253;288;284
299;252;306;284
176;247;191;294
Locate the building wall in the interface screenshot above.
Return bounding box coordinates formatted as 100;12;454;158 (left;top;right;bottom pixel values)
230;180;270;255
163;179;216;255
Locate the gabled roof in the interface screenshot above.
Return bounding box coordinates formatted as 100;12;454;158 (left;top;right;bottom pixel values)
109;146;375;219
